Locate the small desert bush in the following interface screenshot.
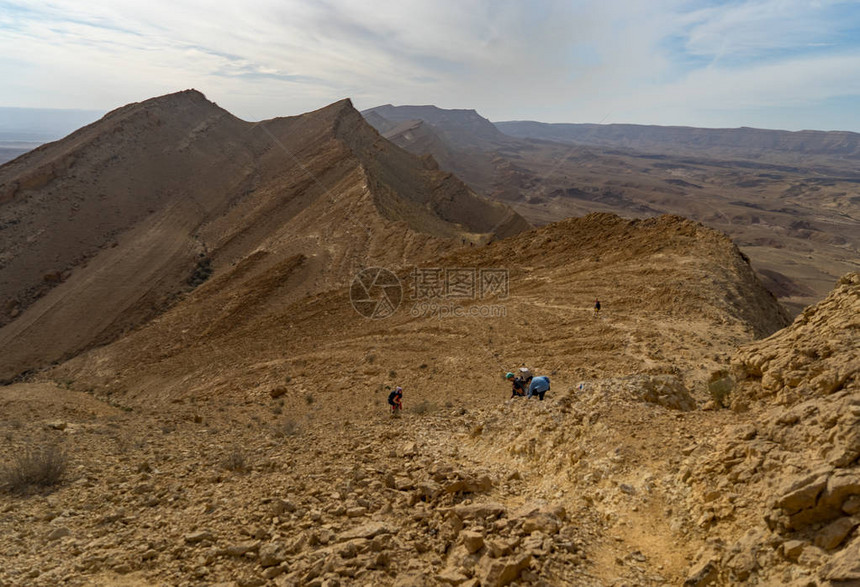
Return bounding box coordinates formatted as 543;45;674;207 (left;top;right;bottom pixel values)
272;419;301;438
222;449;248;473
707;370;734;408
1;444;69;494
411;400;437;415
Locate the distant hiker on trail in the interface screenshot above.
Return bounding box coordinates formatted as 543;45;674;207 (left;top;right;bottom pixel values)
594;299;601;315
506;372;527;398
527;376;550;401
388;386;403;414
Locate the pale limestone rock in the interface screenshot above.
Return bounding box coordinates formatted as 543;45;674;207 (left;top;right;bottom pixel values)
47;527;70;541
819;535;860;583
782;540;805;561
258;542;287;567
477;554;531;587
459;531;484;555
814;516;858;551
338;522;391;541
184;530;214;544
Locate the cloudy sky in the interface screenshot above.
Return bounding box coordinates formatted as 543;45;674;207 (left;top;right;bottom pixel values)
1;0;860;131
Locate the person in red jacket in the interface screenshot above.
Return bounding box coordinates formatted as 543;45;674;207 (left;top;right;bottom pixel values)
388;386;403;414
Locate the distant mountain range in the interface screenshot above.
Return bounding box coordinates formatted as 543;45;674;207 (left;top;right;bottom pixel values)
363;104;860;314
495;120;860;166
0;107;104;165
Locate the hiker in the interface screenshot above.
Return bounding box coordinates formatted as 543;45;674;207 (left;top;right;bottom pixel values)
527;376;550;401
594;299;601;314
388;386;403;413
505;372;527;398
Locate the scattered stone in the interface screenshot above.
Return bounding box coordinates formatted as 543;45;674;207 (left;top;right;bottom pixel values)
478;554;531;587
223;540;260;556
637;375;696;411
184;530;215;544
236;574;266;587
338;522;391;542
775;471;831;515
393;571;435;587
820;535;860;582
259;542;287;567
271;499;297;515
47;527;71;541
684;559;718;587
782;540;805;561
619;483;636;495
521;513;560;535
460;531;484;554
844;495;860;515
444;475;493;495
814;516;858;550
262;565;286;580
449;503;506;521
141;549;159;561
437;568;469;585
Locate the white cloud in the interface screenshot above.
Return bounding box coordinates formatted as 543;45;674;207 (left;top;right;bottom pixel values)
0;0;859;130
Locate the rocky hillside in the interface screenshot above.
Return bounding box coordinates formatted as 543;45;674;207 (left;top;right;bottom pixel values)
0;91;528;382
41;213;789;408
0;211;799;586
681;273;859;585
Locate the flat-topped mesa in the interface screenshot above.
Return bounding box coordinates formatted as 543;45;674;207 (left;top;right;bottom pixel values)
495;120;860;160
362;103;508;147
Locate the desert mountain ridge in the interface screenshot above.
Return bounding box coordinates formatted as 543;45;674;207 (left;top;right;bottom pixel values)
0;89;529;382
1;90;858;587
2;210;857;585
364;104;860;314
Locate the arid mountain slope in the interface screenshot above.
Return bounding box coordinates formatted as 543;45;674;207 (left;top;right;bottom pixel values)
681;273;860;585
361;106;503;194
0;91;528;381
0;213;797;586
50;213;788;412
363;105;860;314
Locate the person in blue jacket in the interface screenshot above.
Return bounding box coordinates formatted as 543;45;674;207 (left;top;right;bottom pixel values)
527;376;550;401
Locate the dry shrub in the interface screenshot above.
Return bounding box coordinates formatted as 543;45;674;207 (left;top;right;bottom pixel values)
1;444;68;494
272;419;301;438
412;400;437;415
222;449;248;473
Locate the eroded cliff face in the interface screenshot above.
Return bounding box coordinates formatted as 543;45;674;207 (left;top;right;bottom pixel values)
683;273;860;586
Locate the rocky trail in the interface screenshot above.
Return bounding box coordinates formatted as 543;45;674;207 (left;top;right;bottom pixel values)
2;374;727;587
1;213;856;586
